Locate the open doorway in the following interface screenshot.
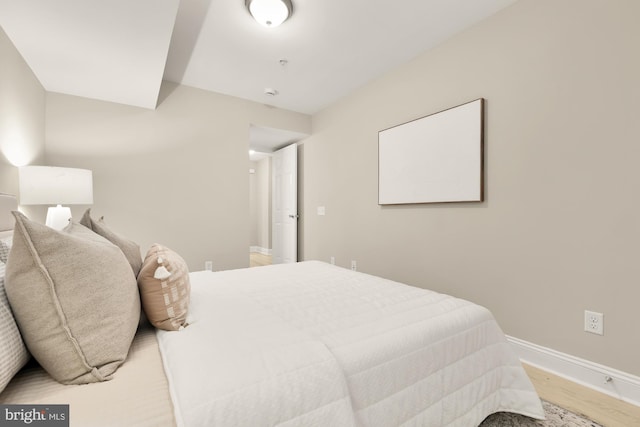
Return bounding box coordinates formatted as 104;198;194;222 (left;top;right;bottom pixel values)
249;152;272;267
249;124;308;267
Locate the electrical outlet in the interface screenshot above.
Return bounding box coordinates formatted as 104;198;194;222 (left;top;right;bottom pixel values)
351;260;357;271
330;256;335;265
205;261;213;271
584;310;604;335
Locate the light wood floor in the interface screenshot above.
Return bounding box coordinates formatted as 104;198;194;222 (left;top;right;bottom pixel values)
244;256;640;425
524;363;640;427
250;252;272;267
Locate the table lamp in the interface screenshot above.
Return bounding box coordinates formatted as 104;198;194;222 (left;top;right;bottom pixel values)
19;166;93;230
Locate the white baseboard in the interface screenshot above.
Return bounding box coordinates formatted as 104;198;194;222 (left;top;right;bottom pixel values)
507;335;640;407
250;246;271;255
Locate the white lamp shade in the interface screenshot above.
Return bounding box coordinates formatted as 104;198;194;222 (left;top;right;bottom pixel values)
247;0;291;27
19;166;93;205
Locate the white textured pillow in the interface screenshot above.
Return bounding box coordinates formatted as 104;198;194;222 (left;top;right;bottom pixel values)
5;212;140;385
0;260;30;393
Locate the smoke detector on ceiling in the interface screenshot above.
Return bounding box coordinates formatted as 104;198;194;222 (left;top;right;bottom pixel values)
264;88;278;96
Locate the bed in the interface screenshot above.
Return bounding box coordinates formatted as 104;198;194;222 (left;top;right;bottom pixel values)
0;193;545;426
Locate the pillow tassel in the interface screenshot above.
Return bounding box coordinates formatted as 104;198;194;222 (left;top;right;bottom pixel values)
153;257;172;280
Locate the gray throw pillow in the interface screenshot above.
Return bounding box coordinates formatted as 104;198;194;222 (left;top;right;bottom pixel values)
5;212;140;385
80;209;142;277
0;260;30;393
0;236;11;263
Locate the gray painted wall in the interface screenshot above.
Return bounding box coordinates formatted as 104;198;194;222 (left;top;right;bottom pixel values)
45;83;309;272
301;0;640;375
0;26;45;196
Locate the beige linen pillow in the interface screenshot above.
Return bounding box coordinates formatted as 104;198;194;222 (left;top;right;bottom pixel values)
80;209;142;277
0;260;30;393
138;244;190;331
4;212;140;385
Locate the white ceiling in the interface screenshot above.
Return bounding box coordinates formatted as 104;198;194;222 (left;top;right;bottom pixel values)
0;0;180;109
0;0;517;150
164;0;517;115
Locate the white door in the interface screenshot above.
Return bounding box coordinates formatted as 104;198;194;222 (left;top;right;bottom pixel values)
272;144;298;264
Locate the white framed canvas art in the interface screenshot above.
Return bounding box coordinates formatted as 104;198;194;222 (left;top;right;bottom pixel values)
378;98;484;205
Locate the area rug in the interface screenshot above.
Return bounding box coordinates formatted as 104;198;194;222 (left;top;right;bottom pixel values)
480;400;603;426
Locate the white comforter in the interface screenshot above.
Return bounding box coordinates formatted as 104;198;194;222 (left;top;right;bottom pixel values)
157;261;544;427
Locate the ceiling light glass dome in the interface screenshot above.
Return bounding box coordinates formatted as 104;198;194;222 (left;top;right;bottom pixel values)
246;0;292;28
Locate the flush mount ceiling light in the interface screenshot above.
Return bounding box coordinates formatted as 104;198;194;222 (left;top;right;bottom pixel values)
246;0;292;28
